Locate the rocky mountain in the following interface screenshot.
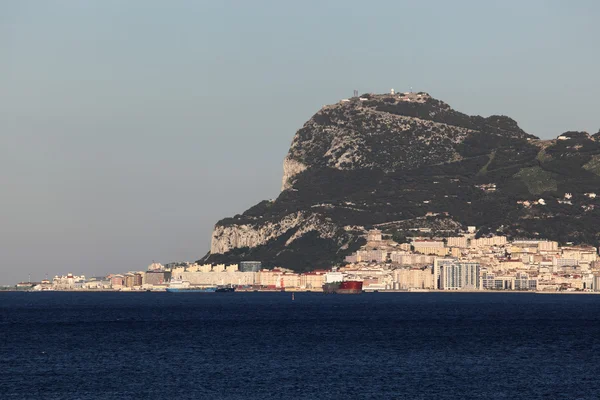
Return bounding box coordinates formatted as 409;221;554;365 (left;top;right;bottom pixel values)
202;92;600;272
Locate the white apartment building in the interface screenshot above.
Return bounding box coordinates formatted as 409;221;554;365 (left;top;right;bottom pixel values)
439;262;480;290
447;237;468;248
412;240;445;249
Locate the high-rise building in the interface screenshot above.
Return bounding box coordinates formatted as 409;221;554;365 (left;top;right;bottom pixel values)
393;267;434;290
110;274;125;288
124;274;135;288
433;258;458;289
133;273;143;287
440;262;480;290
481;270;495;290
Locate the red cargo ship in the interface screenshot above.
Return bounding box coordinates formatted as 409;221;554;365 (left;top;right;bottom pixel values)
322;280;363;294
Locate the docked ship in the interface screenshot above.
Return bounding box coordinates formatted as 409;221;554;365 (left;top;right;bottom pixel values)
166;279;217;293
322;280;363;294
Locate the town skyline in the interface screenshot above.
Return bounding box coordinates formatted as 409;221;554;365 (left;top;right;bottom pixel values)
9;225;600;294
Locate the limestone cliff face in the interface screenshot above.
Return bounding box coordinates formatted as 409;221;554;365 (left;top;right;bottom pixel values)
204;91;600;272
281;157;307;191
206;206;364;272
210;210;356;253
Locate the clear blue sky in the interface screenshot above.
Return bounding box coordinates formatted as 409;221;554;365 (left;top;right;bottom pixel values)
1;1;599;284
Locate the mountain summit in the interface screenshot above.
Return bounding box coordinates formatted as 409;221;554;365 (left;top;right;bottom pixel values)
203;92;600;271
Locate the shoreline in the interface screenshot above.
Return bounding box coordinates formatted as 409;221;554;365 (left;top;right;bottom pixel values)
2;289;599;295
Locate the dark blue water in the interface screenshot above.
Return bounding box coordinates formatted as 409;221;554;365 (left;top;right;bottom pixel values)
2;292;600;399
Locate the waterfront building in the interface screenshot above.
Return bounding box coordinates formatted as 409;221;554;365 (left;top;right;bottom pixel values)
481;270;495;290
483;271;536;291
110;274;124;288
53;273;86;290
180;271;257;286
299;271;326;289
145;271;170;285
257;269;284;288
83;277;111;289
281;273;300;289
34;279;53;291
514;272;528;290
393;267;434;290
439;262;480;290
433;258;458;289
491;275;515;290
124;273;135;288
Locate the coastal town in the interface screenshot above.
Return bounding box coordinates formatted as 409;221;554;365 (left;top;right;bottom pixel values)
7;226;600;293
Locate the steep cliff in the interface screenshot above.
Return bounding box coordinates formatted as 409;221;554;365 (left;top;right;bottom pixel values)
203;92;600;271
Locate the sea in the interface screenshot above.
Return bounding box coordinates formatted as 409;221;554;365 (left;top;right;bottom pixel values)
2;292;600;400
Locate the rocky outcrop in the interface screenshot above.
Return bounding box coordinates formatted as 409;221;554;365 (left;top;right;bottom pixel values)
281;157;307;191
210;211;341;254
203;92;600;271
281;92;532;176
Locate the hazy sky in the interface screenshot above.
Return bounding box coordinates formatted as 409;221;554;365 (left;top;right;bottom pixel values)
1;1;599;284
